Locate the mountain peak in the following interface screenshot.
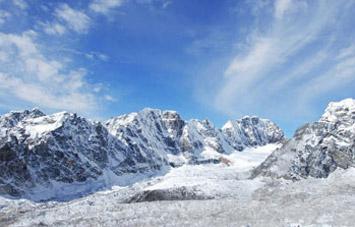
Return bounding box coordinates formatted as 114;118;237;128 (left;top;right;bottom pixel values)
221;116;284;151
5;108;45;119
321;98;355;123
0;108;45;129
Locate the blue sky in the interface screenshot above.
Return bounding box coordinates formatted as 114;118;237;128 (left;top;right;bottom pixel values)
0;0;355;136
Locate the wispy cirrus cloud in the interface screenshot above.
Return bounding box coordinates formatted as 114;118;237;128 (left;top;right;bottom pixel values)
0;0;130;116
41;22;66;35
89;0;124;14
299;44;355;100
41;4;91;35
0;31;99;113
201;0;355;127
55;4;91;33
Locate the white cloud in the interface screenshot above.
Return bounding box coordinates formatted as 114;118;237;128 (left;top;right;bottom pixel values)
202;0;355;122
55;4;91;34
104;94;116;102
41;22;67;35
0;73;95;112
40;4;91;36
0;31;99;113
90;0;124;14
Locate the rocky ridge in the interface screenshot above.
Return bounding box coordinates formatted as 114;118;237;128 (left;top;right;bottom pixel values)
253;98;355;179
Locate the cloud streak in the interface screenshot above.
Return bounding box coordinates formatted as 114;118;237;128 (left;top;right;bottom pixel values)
40;5;91;35
56;4;91;33
90;0;124;14
206;0;355;126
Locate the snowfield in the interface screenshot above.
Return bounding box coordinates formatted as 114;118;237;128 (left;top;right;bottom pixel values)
1;144;355;226
140;144;281;200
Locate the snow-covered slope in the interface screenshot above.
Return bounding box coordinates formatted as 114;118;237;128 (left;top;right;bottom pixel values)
0;108;284;201
253;98;355;179
127;143;281;203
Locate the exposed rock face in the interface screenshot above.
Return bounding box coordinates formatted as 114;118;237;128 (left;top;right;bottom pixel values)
105;109;183;160
222;116;284;151
0;108;284;200
253;98;355;179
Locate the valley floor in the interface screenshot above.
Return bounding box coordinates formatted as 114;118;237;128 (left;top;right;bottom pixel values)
1;144;355;226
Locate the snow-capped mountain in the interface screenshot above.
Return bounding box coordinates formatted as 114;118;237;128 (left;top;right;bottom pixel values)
253;98;355;179
0;109;169;200
0;108;283;201
105;108;284;165
222;116;284;151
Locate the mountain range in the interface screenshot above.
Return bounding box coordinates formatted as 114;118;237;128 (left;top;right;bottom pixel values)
0;107;283;200
0;98;354;200
1;98;355;226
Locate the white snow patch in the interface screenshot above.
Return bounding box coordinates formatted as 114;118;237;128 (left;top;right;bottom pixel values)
144;144;281;198
21;112;70;139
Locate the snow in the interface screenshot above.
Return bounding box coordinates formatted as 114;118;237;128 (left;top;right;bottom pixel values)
321;98;355;123
227;143;281;171
2;167;355;226
0;143;279;202
106;112;138;129
221;120;233;131
0;144;283;225
138;143;281;198
21;112;70;139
